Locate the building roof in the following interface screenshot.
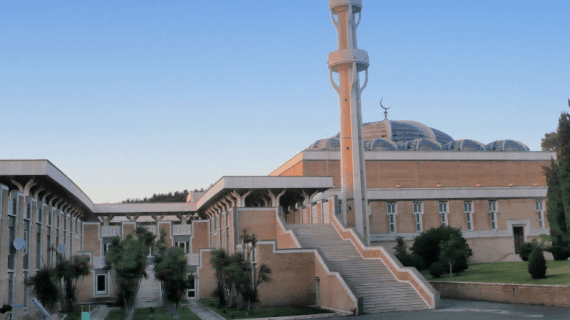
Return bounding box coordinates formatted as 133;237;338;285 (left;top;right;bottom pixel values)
307;119;530;152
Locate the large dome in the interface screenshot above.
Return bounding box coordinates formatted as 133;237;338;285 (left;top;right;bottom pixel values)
306;119;530;152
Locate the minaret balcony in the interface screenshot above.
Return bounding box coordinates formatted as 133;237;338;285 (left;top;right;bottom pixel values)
328;49;369;72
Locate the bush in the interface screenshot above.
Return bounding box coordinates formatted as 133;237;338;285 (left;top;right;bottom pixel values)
396;253;426;271
519;242;537;261
549;246;570;261
408;254;426;271
528;248;547;279
429;262;446;278
411;226;472;272
393;236;408;257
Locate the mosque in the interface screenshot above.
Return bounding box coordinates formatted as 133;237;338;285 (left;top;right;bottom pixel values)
0;0;555;318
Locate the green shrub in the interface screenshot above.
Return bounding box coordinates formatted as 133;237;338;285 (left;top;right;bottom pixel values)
519;242;537;261
411;226;472;272
549;246;570;261
528;248;547;279
429;262;446;278
393;236;408;257
396;253;426;271
408;254;426;271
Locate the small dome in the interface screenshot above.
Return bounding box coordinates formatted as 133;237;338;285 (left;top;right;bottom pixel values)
403;138;443;151
445;139;486;151
307;138;340;151
365;138;399;151
486;140;530;152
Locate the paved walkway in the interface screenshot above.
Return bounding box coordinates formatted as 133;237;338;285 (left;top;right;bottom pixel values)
308;299;570;320
188;300;225;320
89;305;111;320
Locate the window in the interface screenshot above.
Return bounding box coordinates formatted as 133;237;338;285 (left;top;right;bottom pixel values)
186;273;196;298
439;201;448;227
24;271;29;308
8;273;15;304
96;274;107;294
464;201;473;231
36;220;42;269
104;243;111;256
8;215;17;270
46;211;52;267
387;202;397;233
250;245;257;263
176;241;187;254
36;206;43;269
489;200;497;230
413;202;423;232
536;200;544;228
337;199;342;215
24;204;31;270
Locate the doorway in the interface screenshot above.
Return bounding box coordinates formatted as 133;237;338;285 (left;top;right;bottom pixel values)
513;227;524;254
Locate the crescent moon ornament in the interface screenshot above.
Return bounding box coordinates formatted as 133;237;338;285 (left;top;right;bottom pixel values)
380;98;391;120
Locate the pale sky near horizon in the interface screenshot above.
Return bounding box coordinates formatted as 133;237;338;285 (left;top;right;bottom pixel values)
1;1;569;204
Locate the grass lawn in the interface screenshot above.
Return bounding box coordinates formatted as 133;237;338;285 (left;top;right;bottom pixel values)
199;299;333;319
105;306;200;320
421;260;570;285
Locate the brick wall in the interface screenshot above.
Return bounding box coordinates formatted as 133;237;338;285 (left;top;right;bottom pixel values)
430;281;570;307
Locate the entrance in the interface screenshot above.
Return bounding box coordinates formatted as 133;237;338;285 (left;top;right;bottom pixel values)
513;227;524;254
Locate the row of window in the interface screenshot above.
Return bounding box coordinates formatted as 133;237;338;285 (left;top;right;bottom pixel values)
3;192;83;307
383;200;545;233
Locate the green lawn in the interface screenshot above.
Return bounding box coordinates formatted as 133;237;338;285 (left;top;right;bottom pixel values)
199;299;333;319
421;260;570;285
105;306;200;320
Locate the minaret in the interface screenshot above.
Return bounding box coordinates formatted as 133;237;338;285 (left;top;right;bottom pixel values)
328;0;370;244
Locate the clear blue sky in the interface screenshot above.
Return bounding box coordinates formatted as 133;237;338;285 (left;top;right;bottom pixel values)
1;1;568;203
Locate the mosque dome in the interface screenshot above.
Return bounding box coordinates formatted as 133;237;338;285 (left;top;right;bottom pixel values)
306;119;530;152
486;140;530;152
365;138;400;151
402;138;443;151
445;139;486;151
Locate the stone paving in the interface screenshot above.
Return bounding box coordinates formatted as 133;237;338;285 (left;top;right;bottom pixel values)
89;305;111;320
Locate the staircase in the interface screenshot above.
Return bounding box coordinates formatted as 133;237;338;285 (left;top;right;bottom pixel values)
288;224;430;313
136;265;161;308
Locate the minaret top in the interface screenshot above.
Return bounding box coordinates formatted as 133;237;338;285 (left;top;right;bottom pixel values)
329;0;362;13
380;98;391;120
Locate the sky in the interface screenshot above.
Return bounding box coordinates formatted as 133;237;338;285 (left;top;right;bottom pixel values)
1;1;569;204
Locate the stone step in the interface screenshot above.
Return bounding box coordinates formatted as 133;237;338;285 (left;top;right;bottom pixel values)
288;223;430;313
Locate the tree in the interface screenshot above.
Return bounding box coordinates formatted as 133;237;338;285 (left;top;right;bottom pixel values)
209;232;271;314
121;190;190;203
55;254;90;312
438;234;472;277
210;249;230;307
104;227;156;320
240;231;271;315
545;99;570;255
153;246;194;319
25;267;60;313
411;226;472;272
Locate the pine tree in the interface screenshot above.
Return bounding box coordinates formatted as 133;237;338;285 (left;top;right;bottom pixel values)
558;101;570;238
545;99;570;254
